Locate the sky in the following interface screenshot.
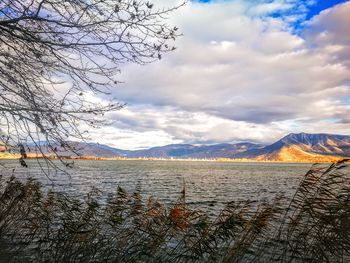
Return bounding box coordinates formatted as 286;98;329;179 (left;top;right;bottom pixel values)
89;0;350;150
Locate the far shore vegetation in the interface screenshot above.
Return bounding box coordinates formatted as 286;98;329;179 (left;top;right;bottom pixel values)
0;152;346;164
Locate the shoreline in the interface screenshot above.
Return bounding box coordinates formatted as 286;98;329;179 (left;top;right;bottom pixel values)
0;153;346;164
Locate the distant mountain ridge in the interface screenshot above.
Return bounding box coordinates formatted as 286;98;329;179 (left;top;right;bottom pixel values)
18;133;350;162
22;141;129;158
125;143;263;158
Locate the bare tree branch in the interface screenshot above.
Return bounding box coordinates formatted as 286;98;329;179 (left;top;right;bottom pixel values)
0;0;184;166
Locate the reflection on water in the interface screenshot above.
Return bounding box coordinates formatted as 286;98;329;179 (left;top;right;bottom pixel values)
0;160;311;214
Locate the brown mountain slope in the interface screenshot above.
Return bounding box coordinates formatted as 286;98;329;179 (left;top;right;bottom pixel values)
254;145;345;163
239;133;350;162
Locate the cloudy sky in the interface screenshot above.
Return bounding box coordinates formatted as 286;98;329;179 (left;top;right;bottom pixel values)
90;0;350;150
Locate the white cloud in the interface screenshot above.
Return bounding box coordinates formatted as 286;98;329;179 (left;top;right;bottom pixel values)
305;2;350;46
87;0;350;149
305;1;350;67
89;126;180;150
89;105;287;149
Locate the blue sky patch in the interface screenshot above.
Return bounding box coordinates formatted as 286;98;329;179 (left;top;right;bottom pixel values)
194;0;349;20
306;0;349;19
193;0;349;33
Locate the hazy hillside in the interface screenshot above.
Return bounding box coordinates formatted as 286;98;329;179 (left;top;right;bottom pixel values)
68;142;130;157
127;143;263;158
25;142;128;158
19;141;262;159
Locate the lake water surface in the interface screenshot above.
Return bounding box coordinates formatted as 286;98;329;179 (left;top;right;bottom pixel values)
0;160;312;214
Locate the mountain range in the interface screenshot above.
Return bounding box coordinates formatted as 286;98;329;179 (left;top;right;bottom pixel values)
35;132;350;162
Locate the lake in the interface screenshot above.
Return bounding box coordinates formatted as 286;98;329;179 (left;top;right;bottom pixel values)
0;159;312;214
